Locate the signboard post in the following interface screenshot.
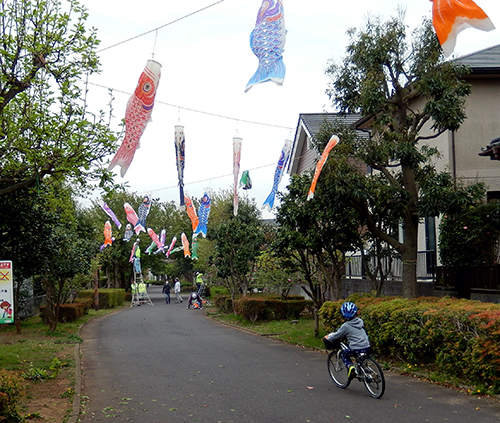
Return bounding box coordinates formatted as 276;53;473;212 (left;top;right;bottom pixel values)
0;261;14;324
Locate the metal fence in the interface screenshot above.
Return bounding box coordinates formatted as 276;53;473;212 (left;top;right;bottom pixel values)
344;251;435;280
17;295;46;321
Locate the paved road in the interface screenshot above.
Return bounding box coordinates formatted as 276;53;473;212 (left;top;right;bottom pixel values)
80;286;500;423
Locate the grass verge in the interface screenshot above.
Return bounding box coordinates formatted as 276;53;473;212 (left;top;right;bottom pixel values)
0;305;127;422
209;311;329;350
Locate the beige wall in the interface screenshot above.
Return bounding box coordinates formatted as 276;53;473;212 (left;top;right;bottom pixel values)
454;78;500;192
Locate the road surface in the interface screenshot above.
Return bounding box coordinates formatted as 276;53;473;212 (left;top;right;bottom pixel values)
79;285;500;422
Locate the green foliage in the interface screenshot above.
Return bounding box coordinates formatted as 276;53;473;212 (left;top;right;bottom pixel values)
209;286;230;297
77;289;125;309
253;250;295;299
39;302;86;323
0;369;23;423
319;297;500;393
233;297;313;322
439;202;500;266
209;195;264;298
321;12;482;297
72;297;94;315
213;295;234;314
275;170;360;303
0;0;120;198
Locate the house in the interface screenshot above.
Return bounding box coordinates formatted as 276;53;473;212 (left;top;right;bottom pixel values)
287;45;500;286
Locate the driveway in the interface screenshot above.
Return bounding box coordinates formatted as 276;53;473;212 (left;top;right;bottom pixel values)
79;285;500;422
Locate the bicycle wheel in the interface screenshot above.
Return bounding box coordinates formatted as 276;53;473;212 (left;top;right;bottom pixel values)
327;350;350;388
360;357;385;398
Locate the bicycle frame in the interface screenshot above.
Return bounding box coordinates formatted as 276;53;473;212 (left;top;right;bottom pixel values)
327;340;385;398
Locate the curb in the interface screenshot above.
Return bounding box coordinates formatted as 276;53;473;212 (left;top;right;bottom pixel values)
66;305;131;423
67;343;81;423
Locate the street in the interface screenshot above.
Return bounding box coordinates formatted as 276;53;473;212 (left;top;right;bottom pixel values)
79;285;500;422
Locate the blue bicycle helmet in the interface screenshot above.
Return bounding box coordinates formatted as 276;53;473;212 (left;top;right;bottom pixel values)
340;301;357;319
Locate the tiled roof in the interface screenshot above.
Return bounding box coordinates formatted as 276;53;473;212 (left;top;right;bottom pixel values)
455;44;500;73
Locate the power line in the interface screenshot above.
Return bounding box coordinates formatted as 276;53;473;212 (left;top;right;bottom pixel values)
97;0;226;53
144;162;277;194
88;81;295;130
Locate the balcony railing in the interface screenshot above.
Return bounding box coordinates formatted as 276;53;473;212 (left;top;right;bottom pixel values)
344;251;435;280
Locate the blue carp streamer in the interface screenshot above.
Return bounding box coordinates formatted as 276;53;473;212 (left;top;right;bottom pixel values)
245;0;286;92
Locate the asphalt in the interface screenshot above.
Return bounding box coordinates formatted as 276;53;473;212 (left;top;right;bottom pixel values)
75;285;500;423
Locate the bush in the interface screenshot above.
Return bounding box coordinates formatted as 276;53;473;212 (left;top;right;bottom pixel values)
76;289;125;309
39;303;85;323
210;286;230;297
0;369;23;423
319;296;500;393
214;295;234;313
72;297;93;314
233;297;313;322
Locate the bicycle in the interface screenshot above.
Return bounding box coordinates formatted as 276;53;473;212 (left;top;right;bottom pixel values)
325;339;385;399
197;283;212;307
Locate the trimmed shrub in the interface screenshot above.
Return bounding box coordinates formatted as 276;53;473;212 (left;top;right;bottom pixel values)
233;297;313;322
235;297;271;322
214;295;234;313
72;297;93;314
76;289;125;309
319;297;500;393
209;286;230;297
0;369;23;423
39;303;85;323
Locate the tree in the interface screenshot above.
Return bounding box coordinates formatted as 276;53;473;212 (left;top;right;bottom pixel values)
0;186;60;332
0;0;118;198
209;195;264;303
253;250;295;299
40;221;95;332
0;181;97;332
275;172;361;336
324;12;483;297
439;201;500;266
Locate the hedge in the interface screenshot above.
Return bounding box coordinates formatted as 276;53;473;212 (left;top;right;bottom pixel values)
215;295;313;322
72;297;93;314
76;289;125;309
319;296;500;393
39;303;85;323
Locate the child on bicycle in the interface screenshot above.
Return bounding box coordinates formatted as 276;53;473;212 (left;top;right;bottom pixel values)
324;301;370;379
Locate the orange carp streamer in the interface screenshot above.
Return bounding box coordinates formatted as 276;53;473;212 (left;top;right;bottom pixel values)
184;193;199;233
431;0;495;57
181;233;190;258
307;135;339;201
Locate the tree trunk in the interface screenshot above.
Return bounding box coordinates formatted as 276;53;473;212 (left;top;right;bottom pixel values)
401;218;419;299
42;277;59;332
14;278;21;334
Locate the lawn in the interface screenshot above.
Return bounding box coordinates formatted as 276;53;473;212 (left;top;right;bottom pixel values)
210;312;329;350
0;306;125;422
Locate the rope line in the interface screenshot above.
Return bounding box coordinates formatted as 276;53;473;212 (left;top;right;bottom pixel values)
144;162;277;194
87;82;294;130
97;0;226;53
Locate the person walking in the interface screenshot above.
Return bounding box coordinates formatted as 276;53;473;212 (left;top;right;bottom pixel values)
174;278;183;303
162;279;171;304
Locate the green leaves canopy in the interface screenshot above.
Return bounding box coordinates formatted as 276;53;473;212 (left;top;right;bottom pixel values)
0;0;119;197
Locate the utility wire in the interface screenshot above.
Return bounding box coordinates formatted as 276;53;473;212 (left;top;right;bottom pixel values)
97;0;226;53
145;162;277;194
88;82;295;130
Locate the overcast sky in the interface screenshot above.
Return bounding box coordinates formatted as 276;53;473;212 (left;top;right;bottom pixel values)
80;0;500;218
